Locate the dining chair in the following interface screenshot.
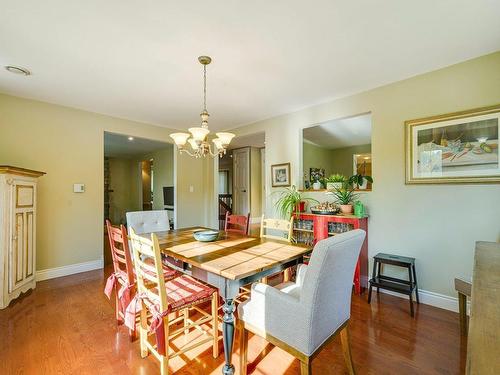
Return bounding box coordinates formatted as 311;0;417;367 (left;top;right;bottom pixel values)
454;277;472;336
104;220;136;338
126;210;184;271
224;212;250;235
238;229;366;375
126;210;170;234
260;215;294;282
104;220;178;339
125;228;219;375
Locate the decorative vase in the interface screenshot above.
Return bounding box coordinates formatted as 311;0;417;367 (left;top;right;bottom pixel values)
340;204;353;214
296;201;306;212
312;181;321;190
357;180;368;190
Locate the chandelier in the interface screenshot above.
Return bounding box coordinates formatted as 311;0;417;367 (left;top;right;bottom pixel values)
170;56;235;158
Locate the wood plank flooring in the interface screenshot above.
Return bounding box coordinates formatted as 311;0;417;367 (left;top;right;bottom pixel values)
0;268;466;374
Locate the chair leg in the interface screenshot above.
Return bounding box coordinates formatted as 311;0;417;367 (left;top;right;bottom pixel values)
160;316;169;375
458;292;468;336
239;322;248;375
139;301;149;358
115;291;123;324
340;325;356;375
212;292;219;358
300;359;311;375
183;308;189;337
283;269;290;283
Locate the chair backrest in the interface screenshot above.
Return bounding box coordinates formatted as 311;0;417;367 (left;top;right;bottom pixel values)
260;215;294;242
126;210;170;235
105;220;134;285
301;229;365;354
129;228;168;312
225;212;250;235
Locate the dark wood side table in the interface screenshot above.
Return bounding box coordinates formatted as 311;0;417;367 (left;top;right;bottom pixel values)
368;253;419;317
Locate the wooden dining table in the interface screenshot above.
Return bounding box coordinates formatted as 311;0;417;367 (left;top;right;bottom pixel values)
138;227;312;375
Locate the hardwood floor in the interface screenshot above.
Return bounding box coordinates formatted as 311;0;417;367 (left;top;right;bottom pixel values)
0;268;466;375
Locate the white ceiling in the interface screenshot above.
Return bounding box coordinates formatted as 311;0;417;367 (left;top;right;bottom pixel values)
1;1;499;131
104;132;171;158
303;114;372;149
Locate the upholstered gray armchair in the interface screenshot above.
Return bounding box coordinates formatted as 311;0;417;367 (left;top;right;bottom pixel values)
125;210;170;234
238;229;366;375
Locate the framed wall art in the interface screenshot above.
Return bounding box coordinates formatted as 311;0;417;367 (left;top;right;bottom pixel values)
271;163;291;187
405;104;500;184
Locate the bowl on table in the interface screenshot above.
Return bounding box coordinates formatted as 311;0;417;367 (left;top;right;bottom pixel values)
193;230;220;242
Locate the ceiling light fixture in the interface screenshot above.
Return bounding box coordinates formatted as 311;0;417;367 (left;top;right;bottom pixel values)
128;136;134;141
170;56;234;158
4;65;31;76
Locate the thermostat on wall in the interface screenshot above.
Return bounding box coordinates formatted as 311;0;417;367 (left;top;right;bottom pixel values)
73;183;85;193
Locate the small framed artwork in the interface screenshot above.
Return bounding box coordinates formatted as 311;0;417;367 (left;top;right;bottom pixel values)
309;167;325;182
271;163;291;187
405;104;500;184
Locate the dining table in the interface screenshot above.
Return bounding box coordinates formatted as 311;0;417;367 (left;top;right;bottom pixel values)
138;227;312;375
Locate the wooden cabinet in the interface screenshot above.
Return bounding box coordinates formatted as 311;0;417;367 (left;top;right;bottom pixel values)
0;166;45;309
293;213;368;295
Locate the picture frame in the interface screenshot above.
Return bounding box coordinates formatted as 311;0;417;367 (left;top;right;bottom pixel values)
405;104;500;184
271;162;291;187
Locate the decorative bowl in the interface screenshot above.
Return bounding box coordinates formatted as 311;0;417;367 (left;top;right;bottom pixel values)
310;208;339;215
193;230;220;242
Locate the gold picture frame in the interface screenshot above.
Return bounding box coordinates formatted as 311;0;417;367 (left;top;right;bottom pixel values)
271;163;291;187
405;104;500;184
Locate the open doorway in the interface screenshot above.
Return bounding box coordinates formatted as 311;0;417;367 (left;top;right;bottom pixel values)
217;132;265;230
104;132;174;264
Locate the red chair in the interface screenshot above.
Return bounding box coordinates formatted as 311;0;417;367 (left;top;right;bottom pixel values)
224;212;250;235
104;220;178;339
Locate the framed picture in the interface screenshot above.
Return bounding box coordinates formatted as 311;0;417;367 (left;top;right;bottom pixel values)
405;104;500;184
309;167;325;182
271;163;291;187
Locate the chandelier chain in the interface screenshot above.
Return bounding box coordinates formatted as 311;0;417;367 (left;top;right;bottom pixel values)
203;64;207;112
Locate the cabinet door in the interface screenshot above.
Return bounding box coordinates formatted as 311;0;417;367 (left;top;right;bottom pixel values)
9;182;36;293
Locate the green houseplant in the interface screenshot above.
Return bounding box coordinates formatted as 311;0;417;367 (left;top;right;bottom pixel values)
324;173;346;190
328;186;360;214
349;174;373;190
275;185;318;219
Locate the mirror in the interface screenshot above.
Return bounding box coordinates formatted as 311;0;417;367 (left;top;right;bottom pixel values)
302;113;372;190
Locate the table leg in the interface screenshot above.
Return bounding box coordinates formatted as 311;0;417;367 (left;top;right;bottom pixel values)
222;298;236;375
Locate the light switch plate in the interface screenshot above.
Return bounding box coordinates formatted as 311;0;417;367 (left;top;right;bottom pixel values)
73;183;85;193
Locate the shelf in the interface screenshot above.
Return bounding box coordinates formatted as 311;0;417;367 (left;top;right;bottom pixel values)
327;232;338;236
293;228;313;233
369;277;416;294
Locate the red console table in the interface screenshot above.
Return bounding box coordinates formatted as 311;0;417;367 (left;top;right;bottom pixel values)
292;213;368;294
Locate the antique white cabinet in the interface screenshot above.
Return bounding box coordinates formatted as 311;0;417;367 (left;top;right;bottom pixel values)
0;166;45;309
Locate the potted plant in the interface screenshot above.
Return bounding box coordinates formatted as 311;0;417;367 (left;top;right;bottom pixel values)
275;186;318;219
328;186;359;214
349;174;373;190
311;175;322;190
324;173;346;190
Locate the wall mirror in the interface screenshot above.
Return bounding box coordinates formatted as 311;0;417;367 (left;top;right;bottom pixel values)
302;113;372;190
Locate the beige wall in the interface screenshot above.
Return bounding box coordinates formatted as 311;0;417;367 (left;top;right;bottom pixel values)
108;157;137;224
229;51;500;298
141;146;174;210
329;144;371;178
0;94;209;271
250;147;262;218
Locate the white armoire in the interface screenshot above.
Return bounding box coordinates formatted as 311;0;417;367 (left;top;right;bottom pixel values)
0;166;45;309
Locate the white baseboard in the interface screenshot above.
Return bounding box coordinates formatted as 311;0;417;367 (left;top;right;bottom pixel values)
378;288;470;314
36;259;104;282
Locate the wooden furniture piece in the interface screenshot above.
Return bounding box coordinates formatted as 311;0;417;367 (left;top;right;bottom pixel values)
293;213;368;294
238;230;366;375
224;212;250;235
138;227;312;375
466;241;500;375
368;253;419;317
454;277;472;336
0;166;45;309
260;215;294;282
126;229;219;375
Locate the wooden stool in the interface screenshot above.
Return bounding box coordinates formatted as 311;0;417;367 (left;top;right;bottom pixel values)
454;277;471;336
368;253;419;317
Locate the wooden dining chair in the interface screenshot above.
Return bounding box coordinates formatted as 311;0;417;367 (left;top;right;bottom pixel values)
260;215;294;282
104;220;137;338
125;228;219;375
224;212;250;235
238;230;366;375
104;220;178;339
